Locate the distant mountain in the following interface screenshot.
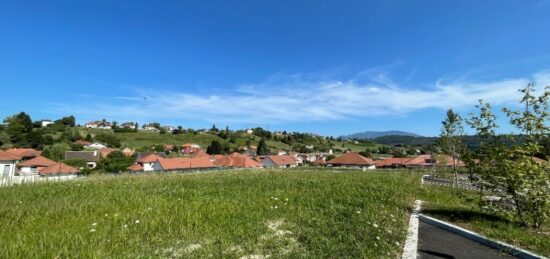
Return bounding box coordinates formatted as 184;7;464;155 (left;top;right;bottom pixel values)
341;130;422;140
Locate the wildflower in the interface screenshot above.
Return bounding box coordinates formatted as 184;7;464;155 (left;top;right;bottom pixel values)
104;214;108;217
373;223;378;228
90;229;96;232
123;224;128;228
374;243;378;247
135;220;140;224
376;236;380;240
274;206;278;209
92;223;97;227
356;210;361;214
395;241;400;246
391;218;396;222
387;229;392;234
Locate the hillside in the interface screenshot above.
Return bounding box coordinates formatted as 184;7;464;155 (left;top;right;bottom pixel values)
342;130;421;140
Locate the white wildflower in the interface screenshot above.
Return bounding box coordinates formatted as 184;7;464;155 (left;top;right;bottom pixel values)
376;236;380;240
135;220;140;224
90;229;96;232
387;229;392;234
92;223;97;227
373;223;378;228
356;210;361;214
395;241;400;246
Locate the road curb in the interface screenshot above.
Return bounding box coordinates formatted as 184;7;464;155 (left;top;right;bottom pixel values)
401;200;422;259
419;214;547;259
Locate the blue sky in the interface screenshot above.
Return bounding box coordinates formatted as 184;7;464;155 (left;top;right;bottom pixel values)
1;0;550;136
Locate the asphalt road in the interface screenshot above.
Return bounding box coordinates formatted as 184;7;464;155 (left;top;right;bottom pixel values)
418;221;517;259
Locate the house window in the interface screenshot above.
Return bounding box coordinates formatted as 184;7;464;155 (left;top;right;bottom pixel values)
31;167;37;173
3;165;11;178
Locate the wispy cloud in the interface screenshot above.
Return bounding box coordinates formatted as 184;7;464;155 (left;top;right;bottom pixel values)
51;70;550;124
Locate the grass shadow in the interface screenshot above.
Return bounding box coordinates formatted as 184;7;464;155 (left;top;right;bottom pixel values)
422;207;511;225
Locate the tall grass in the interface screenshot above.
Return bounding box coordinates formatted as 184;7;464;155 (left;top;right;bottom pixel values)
0;169;421;258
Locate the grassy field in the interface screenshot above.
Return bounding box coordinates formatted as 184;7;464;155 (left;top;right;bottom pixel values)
419;185;550;256
0;169;422;258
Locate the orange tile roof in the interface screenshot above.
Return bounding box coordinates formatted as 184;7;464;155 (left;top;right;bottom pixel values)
5;148;41;158
18;156;56;167
375;157;413;168
157;157;215;170
38;162;79;175
127;163;144;172
267;155;298;166
403;155;432;166
0;151;21;161
214;153;262;168
327;152;374;166
99;148;115;158
137;153;162;163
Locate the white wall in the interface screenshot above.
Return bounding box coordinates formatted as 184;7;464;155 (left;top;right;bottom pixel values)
0;161;17;179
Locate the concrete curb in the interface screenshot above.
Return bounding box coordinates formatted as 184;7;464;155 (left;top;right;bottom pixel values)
401;200;422;259
419;214;547;259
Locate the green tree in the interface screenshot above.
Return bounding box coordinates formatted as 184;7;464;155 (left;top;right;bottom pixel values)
55;115;76;127
42;143;71;161
4;112;33;146
440;108;464;187
206;140;223;154
467;84;550;228
84;133;93;142
256;138;268;155
94;132;121;148
98;150;134;173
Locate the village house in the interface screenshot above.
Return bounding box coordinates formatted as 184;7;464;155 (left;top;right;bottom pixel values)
163;126;176;132
374;157;414;168
64;151;100;169
262;155;299;168
17;156;56;174
85;120;112;129
73;140;92;146
181;143;202;155
133;153;165;171
0;151;20;181
121;122;137;129
327;152;376;170
40;120;54;127
85;142;108;150
38;162;79;180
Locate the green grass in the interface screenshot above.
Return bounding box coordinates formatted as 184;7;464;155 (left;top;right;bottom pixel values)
0;169;422;258
419;185;550;256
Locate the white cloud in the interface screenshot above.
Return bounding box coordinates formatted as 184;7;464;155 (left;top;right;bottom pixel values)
52;71;550;124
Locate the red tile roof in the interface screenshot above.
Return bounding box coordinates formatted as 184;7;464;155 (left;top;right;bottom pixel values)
74;140;92;146
99;148;115;158
127;163;144;172
18;156;56;167
157;157;215;170
0;151;21;161
404;155;435;167
5;148;41;158
311;159;326;165
327;152;374;166
375;157;413;168
137;153;162;163
39;162;79;175
267;155;298;166
214;152;262;168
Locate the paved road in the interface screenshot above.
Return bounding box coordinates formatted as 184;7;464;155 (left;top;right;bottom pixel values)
418;221;517;259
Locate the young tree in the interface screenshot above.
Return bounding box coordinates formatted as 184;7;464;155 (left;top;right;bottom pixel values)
206;140;223;155
4;112;33;146
256;137;268;155
440;109;464;187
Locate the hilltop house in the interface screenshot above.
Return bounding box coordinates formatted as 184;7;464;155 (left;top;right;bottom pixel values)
85;142;107;150
327;152;376;170
85;120;112;129
65;151;100;169
121;122;137;129
40;120;54;127
262;155;299;168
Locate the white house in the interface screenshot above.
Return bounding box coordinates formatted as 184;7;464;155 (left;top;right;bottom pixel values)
40;120;54;127
85;143;107;150
17;156;56;175
0;151;20;181
85;120;112;129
